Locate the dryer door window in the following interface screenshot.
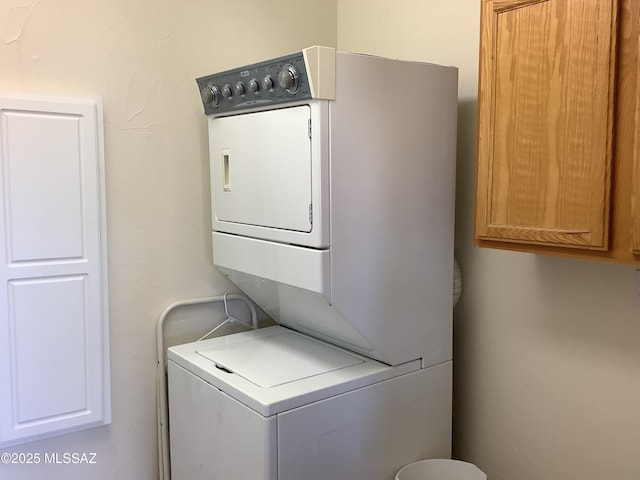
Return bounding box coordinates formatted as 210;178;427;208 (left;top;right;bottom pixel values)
210;106;312;233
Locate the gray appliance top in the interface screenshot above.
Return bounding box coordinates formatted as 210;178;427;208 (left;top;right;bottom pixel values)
196;50;312;115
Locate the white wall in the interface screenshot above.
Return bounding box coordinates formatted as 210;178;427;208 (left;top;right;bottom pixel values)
0;1;336;478
338;1;640;479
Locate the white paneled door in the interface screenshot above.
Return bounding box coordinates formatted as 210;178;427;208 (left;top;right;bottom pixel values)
0;95;110;447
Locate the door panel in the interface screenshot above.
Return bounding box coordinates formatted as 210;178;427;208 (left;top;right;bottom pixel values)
475;0;617;249
0;95;110;447
210;106;312;233
633;35;640;254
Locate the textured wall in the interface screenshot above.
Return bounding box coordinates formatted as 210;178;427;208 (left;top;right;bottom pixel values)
0;1;335;478
338;1;640;479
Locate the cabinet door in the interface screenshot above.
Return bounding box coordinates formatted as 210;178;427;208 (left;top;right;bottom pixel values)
0;95;110;447
633;35;640;254
475;0;618;249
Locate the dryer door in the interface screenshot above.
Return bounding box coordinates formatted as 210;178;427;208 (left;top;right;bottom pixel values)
210;105;312;233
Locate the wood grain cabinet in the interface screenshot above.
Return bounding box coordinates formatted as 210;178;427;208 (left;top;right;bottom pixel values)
475;0;640;263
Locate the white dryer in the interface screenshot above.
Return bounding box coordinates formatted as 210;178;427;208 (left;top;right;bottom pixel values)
168;46;458;480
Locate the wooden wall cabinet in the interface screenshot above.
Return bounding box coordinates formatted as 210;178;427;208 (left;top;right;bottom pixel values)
475;0;640;263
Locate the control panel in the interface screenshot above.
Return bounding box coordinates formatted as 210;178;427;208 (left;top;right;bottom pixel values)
196;52;313;116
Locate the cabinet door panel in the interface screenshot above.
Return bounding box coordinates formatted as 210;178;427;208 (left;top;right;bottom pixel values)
633;35;640;254
476;0;617;249
0;95;110;447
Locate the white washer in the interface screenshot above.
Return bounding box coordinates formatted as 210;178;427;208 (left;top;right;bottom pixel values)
168;326;452;480
168;47;458;480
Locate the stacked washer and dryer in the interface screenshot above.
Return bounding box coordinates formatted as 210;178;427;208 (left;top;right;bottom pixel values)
167;46;458;480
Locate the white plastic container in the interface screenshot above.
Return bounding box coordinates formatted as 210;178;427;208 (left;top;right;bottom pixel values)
395;459;486;480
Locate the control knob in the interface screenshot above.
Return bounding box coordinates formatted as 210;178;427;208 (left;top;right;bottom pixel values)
221;84;233;98
278;64;299;94
248;78;259;93
235;81;245;96
200;84;220;106
262;75;274;91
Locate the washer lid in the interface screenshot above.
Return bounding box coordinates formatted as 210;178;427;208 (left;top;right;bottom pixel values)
169;326;423;417
196;330;363;388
